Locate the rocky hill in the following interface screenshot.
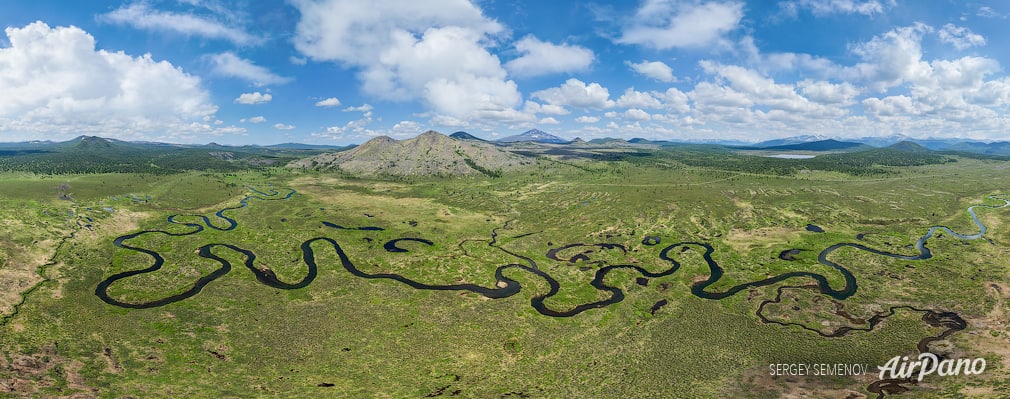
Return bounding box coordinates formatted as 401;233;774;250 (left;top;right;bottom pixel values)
287;131;530;177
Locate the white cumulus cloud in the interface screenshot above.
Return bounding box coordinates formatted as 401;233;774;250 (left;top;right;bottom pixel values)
505;35;594;77
207;52;291;86
235;92;272;104
938;24;986;50
291;0;521;120
274;123;295;130
241;116;267;123
623;108;652;121
343;104;373;112
315;97;342;107
844;23;933;92
616;88;664;109
531;78;615;109
616;1;744;49
576;115;600;123
0;22;219;141
627;60;677;82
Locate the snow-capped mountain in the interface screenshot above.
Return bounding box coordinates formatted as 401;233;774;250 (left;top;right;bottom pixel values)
497;129;568;144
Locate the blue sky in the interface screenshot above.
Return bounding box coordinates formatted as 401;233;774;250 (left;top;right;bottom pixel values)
2;1;1010;145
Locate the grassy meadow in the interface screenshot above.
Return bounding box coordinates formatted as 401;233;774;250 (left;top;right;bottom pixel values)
3;154;1010;398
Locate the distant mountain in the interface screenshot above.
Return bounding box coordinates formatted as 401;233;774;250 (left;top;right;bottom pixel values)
288;130;529;177
842;135;912;148
628;138;674;145
752;135;830;147
449;131;487;142
72;136;116;150
263;143;349;150
943;141;1010;156
846;135;971;150
886;141;931;153
0;135;318;174
758;139;869;152
497;129;567;144
627;137;729;146
588;137;626;145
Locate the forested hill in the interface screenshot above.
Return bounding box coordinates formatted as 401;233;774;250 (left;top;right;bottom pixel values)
662;145;963;176
0;136;339;174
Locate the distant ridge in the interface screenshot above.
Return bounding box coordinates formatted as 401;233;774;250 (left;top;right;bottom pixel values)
288;130;529;177
497;129;567;144
752;135;829;147
588;137;626;145
628;138;678;145
758;139;868;152
449;131;487;141
0;135;316;174
264;142;350;150
72;136;116;150
944;141;1010;156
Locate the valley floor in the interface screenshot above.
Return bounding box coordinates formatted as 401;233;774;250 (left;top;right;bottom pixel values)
3;157;1010;398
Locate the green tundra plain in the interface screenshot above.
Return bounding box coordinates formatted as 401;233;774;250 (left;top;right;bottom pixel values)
2;139;1010;398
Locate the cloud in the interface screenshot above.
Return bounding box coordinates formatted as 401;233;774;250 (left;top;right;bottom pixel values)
575;115;600;123
99;3;259;45
616;1;744;49
616;88;664;109
291;0;522;120
429;114;469;128
235;92;272;104
627;60;676;82
539;117;560;125
390;120;422;137
274;123;295;130
343;104;373;112
504;35;594;77
524;101;569;116
241;116;267;123
623;108;652;121
938;24;986;50
531;78;615;109
314;111;376;140
315;97;342;107
844;23;933;92
208;52;291;86
778;0;892;17
659;24;1010;141
797;80;859;105
976;6;1002;18
861;95;913;116
660;87;692;113
698;61;845;116
0;22;220;141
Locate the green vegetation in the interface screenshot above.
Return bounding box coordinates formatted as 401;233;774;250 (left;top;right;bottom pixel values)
2;143;1010;398
0;136;332;175
656;145;958;176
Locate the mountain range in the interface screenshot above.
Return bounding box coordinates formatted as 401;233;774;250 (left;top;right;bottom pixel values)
4;132;1010;177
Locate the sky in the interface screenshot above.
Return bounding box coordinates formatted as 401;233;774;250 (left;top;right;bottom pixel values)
2;1;1010;145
